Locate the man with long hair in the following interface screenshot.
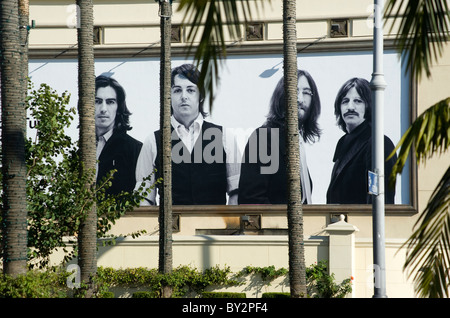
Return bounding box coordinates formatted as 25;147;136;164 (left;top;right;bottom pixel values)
238;69;322;204
95;75;143;196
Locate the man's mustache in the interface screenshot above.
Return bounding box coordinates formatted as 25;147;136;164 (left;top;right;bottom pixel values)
343;110;359;117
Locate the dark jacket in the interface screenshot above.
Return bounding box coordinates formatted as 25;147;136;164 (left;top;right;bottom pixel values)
238;125;312;205
326;121;397;204
154;121;228;205
97;130;143;196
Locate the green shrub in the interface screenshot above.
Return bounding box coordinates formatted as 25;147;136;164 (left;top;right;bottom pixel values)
306;260;353;298
132;291;159;298
240;262;353;298
201;292;246;298
96;265;241;298
241;265;288;281
261;292;290;298
0;263;352;298
0;271;68;298
99;291;115;298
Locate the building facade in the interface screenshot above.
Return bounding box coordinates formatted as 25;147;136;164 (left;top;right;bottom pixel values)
27;0;450;297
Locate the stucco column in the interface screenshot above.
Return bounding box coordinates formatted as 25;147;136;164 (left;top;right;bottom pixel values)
324;214;359;297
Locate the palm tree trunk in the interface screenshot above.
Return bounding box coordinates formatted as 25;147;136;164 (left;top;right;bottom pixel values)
1;0;28;276
283;0;307;297
19;0;30;95
158;0;173;298
76;0;97;296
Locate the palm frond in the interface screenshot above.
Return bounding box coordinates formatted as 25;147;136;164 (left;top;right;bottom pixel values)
388;98;450;188
177;0;266;110
385;0;450;80
385;0;450;297
401;166;450;297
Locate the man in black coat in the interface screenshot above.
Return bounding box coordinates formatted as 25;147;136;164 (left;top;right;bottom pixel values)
238;69;322;205
326;78;397;204
95;75;142;197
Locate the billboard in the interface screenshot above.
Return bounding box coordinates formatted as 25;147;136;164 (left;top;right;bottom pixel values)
28;49;411;206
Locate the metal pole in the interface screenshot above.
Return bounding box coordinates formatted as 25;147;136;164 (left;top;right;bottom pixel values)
370;0;388;298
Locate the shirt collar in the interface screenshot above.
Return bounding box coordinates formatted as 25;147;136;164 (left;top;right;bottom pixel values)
98;128;114;142
171;114;203;132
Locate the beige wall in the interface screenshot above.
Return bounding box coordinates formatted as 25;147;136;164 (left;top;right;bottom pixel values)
30;0;449;298
51;220;415;298
29;0;400;49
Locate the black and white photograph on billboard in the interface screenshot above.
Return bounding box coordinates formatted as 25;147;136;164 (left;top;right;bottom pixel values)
27;49;411;206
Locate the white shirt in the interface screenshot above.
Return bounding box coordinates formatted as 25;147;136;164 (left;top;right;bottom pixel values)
135;114;241;205
299;135;312;204
96;128;114;179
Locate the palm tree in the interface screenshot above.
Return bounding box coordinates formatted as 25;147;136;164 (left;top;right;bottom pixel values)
76;0;97;296
385;0;450;297
283;0;307;298
158;0;174;298
1;0;28;276
177;0;307;296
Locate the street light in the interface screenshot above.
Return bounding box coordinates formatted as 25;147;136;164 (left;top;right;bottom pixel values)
370;0;388;298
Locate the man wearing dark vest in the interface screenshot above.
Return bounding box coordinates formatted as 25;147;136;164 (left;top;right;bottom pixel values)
95;75;143;197
134;64;240;205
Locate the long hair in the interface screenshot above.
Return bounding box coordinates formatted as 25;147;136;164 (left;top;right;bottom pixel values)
334;77;372;133
265;69;322;143
171;63;207;117
95;75;133;132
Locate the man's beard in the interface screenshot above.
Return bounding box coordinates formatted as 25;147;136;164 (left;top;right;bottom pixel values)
298;104;309;128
